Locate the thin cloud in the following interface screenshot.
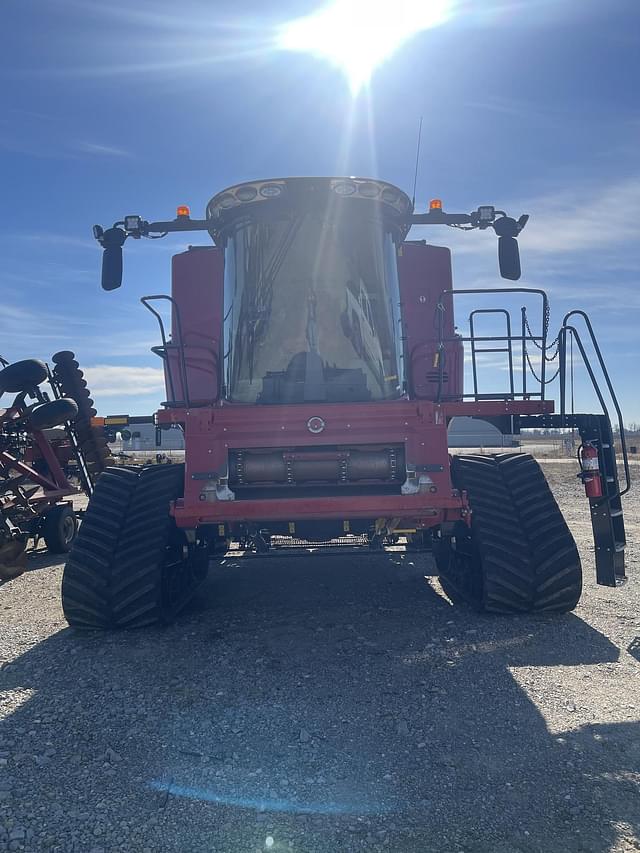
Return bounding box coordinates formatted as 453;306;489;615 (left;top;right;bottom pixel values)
414;175;640;256
81;365;165;397
7;37;274;81
521;177;640;253
0;296;159;359
463;94;558;124
0;125;133;160
5;233;96;250
73;141;132;158
82;335;161;358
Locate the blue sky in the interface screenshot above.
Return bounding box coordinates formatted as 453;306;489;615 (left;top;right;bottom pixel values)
1;0;638;421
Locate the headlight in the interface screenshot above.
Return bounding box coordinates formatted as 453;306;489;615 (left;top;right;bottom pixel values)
217;194;237;209
259;184;283;198
358;182;380;198
235;186;258;202
333;180;357;196
124;215;143;231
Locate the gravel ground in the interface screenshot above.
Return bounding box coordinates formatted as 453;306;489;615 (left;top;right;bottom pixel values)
1;461;639;853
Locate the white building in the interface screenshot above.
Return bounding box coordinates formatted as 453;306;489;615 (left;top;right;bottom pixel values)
448;417;515;448
120;423;185;452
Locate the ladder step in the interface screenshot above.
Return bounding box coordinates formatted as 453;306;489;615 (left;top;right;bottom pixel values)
615;542;625;553
610;509;623;518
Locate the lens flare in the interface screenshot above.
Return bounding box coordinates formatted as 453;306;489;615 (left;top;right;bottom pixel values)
279;0;453;94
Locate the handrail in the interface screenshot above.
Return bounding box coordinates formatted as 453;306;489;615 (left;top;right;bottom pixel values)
559;312;631;496
435;287;549;403
141;295;191;408
469;308;515;399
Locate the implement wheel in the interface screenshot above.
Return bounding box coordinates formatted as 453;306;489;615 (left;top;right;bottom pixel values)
61;464;207;629
0;359;47;394
435;453;582;613
42;504;78;554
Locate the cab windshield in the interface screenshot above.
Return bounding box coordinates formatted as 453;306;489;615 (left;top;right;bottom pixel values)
222;205;403;404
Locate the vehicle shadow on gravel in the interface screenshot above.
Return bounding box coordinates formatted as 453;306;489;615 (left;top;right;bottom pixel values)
1;552;638;853
0;550;62;586
24;551;72;573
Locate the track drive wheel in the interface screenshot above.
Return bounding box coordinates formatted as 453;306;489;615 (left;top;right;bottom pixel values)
435;453;582;613
61;464;208;629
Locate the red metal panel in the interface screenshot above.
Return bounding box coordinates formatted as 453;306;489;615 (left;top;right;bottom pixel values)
166;247;223;405
397;242;463;400
163;399;456;521
173;495;463;527
159;398;555;529
158;398;554;425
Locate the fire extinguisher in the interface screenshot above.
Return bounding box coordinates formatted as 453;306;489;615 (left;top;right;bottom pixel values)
577;442;602;499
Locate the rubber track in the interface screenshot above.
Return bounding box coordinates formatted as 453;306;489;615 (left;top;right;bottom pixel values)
444;453;582;613
61;464;186;629
494;452;582;611
110;464;185;627
61;468;138;628
451;455;533;612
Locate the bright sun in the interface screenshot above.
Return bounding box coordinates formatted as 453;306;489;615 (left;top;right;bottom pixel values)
278;0;453;94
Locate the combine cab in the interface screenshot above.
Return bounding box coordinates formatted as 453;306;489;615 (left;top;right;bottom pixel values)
61;177;630;628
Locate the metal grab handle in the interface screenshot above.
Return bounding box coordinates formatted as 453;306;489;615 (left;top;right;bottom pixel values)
469;309;515;399
141;295;191;408
435;287;549;403
559;312;630;497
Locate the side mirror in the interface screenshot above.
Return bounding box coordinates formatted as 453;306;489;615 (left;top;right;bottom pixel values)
102;245;123;291
498;236;521;281
99;227;127;291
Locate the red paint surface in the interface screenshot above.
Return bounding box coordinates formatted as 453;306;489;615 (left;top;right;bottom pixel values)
397;242;463;400
165;247;223;405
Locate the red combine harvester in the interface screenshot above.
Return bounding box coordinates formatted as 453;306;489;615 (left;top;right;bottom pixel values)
61;177;630;629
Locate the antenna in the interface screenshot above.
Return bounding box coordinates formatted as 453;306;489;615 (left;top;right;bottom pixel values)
411;116;423;211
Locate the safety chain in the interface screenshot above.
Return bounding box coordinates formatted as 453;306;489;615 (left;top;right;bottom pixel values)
522;306;561;385
522;306;559;359
523;345;561;385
